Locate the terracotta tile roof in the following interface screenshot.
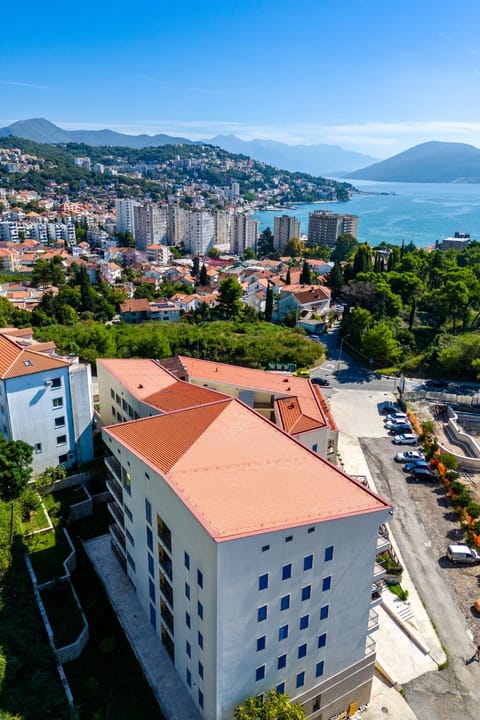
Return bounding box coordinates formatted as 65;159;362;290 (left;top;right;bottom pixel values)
119;298;151;313
104;399;391;541
144;382;226;412
275;397;322;434
0;333;68;379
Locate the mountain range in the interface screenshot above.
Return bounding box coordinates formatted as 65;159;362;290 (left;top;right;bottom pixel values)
0;118;376;175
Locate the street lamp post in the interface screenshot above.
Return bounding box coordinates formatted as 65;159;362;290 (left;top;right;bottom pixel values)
337;336;344;371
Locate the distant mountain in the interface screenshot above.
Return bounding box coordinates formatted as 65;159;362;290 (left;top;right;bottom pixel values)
348;141;480;183
206;135;378;176
0;118;194;148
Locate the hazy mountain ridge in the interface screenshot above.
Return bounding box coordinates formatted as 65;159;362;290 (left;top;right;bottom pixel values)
206;134;378;175
349;141;480;183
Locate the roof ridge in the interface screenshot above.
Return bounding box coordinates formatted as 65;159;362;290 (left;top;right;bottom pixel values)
0;333;22;378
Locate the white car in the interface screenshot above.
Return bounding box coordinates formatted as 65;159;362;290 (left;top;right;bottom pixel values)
384;413;408;425
392;433;418;445
384;416;409;429
394;451;425;463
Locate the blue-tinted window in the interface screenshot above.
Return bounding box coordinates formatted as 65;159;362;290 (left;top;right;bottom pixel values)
320;604;329;620
296;671;305;688
186;612;191;628
197;569;203;588
262;544;270;552
280;594;290;611
276;682;285;694
279;625;288;641
257;636;266;651
285;535;293;542
322;576;332;592
277;654;287;669
325;546;334;562
149;578;155;603
198;690;203;709
303;554;313;571
145;498;152;525
282;563;292;580
186;669;191;687
147;527;153;551
198;601;203;620
300;615;309;630
184;552;190;570
186;640;191;658
259;573;268;590
185;582;190;600
147;552;154;577
256;665;265;681
198;631;203;649
316;660;325;677
318;633;327;648
312;443;318;452
258;605;267;622
198;661;204;679
298;643;307;659
301;585;311;601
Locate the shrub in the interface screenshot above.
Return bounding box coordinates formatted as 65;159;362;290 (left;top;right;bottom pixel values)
19;488;41;521
467;502;480;520
453;490;471;508
450;480;466;495
445;470;459;481
438;452;459;471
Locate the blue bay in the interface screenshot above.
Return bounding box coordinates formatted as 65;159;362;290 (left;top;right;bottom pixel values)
253;180;480;248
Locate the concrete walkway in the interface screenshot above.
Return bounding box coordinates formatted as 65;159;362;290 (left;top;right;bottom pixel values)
84;535;201;720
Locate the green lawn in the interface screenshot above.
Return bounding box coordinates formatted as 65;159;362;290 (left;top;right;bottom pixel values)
25;527;71;584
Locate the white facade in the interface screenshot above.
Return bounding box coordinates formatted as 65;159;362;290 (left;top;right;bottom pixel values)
134;203;169;251
115;198;137;236
230;214;258;255
274;215;301;251
186;211;216;255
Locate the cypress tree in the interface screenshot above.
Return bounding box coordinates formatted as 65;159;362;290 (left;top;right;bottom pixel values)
286;267;291;285
265;285;273;321
199;263;208;286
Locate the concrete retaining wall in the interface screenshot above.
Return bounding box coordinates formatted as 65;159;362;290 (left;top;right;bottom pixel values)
440;407;480;471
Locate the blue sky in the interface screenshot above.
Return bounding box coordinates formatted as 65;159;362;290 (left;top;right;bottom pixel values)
2;0;480;157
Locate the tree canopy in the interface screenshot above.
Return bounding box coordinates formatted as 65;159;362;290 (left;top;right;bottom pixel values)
0;438;33;505
234;691;305;720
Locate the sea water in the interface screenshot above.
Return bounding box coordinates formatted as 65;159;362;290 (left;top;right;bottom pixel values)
253;180;480;248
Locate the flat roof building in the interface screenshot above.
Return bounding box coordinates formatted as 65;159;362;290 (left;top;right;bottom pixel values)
307;212;358;248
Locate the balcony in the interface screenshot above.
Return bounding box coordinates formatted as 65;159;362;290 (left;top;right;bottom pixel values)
365;635;376;658
371;581;383;608
160;574;174;608
158;546;172;580
110;522;126;555
161;600;174;635
377;524;391;554
111;538;127;574
108;500;124;528
373;562;386;582
158;527;172;553
105;455;122;483
367;609;379;633
161;625;175;663
106;475;123;505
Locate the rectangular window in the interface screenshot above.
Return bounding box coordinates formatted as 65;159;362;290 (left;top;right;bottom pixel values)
147;527;153;551
277;654;287;669
54;416;65;428
198;661;204;679
280;595;290;611
298;643;307;659
296;671;305;689
325;545;334;562
186;612;191;629
121;467;131;495
301;585;311;601
124;504;133;523
112;406;116;417
56;434;67;445
262;544;270;552
198;690;203;709
303;554;313;571
126;553;135;571
320;604;329;620
258;605;267;622
255;665;265;681
185;582;190;600
318;633;327;648
308;527;315;533
198;631;203;649
300;615;309;630
59;453;68;464
186;640;191;658
282;563;291;580
52;397;63;408
276;682;285;694
145;498;152;525
197;569;203;588
149;604;156;629
322;576;332;592
51;377;61;388
197;601;203;620
258;573;268;590
184;551;190;570
125;528;134;546
34;442;42;454
148;553;154;577
149;578;155;603
186;669;191;687
316;661;325;678
115;393;121;405
285;535;293;542
111;388;115;399
279;625;288;641
312;443;318;452
257;636;266;652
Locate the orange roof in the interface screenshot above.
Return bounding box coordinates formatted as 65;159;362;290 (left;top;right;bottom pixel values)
104;399;391;541
0;333;68;379
178;356;331;434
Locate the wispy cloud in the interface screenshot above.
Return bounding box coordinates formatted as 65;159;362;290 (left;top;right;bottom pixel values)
0;80;48;89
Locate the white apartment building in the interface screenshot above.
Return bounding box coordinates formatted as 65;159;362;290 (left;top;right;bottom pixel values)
0;330;94;472
98;359;391;720
134;203;169;251
115;198;137;236
185;210;216;256
230;213;258;255
274;215;301;251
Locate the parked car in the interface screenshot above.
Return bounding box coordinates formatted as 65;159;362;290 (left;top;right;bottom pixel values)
294;368;310;377
311;377;329;386
389;423;412;436
384;415;409;428
392;434;418;445
410;467;436;481
403;460;430;472
394;450;425;463
381;402;401;415
446;544;480;564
